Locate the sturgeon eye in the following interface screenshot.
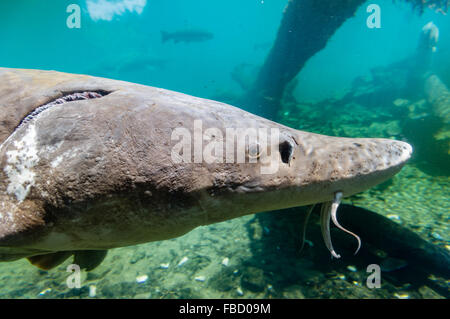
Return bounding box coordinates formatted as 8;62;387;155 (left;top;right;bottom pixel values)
247;142;261;159
279;140;293;164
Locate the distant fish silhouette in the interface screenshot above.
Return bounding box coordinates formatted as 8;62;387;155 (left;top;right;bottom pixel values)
161;30;214;44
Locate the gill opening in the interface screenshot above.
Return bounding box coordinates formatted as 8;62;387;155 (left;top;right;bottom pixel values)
17;90;111;130
0;90;112;151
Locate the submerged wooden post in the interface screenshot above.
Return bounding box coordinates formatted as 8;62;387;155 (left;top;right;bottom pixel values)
243;0;366;119
415;21;449;124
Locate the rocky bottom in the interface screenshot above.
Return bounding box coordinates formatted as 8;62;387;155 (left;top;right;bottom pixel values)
0;93;448;299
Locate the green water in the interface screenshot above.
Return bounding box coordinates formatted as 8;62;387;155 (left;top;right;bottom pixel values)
0;0;449;299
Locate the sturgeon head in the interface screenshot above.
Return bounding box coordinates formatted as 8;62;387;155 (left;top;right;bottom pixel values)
0;68;412;268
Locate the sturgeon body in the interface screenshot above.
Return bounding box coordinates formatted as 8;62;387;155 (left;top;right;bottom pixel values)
0;68;412;269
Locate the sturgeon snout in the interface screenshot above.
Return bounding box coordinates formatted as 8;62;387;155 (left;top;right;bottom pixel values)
292;137;413;258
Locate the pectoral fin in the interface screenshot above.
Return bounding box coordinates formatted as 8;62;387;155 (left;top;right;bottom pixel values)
73;250;108;271
27;251;73;270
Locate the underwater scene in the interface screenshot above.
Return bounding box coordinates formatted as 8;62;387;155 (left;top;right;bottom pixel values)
0;0;449;299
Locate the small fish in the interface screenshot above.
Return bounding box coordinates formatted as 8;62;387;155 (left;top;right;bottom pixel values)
161;30;214;44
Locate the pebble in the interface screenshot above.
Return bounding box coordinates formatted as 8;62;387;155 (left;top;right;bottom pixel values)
347;265;357;272
393;98;410;107
160;263;170;269
387;214;401;221
394;293;410;299
222;257;229;267
177;257;189;267
144;190;153;197
38;288;51;296
236;287;244;296
136;275;148;284
89;285;97;298
431;232;443;240
194;276;206;282
427;274;438;281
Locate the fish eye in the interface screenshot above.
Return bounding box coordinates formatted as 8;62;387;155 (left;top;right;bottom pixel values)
247;142;261;159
